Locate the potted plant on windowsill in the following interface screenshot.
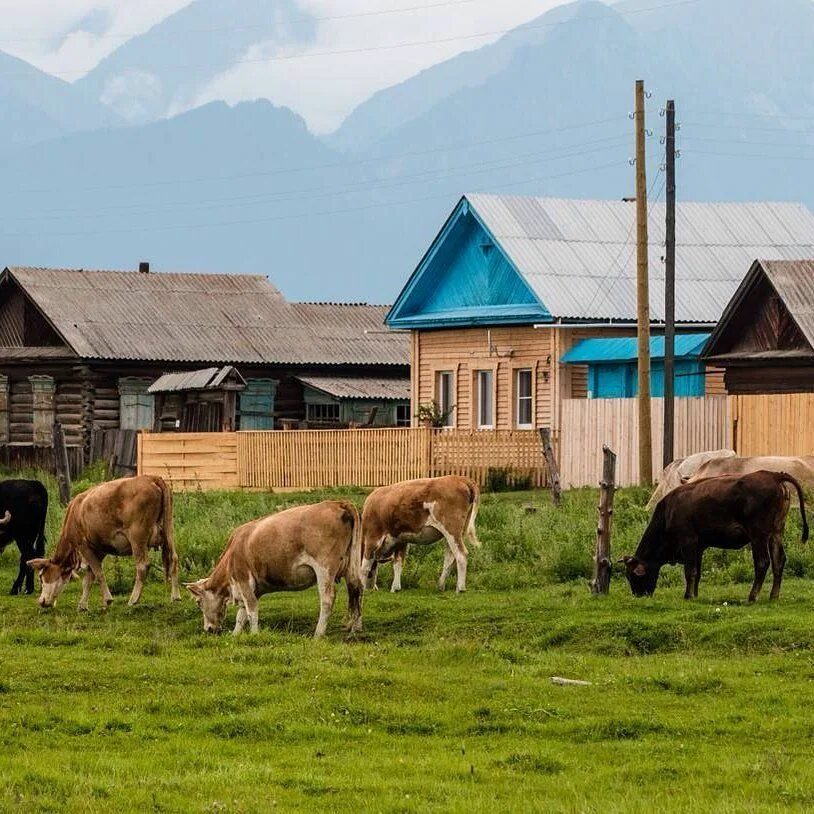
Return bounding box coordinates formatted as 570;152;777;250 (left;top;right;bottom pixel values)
416;400;453;429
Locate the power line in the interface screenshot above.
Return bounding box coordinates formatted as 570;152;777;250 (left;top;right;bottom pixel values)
682;148;814;162
0;158;624;238
2;0;702;80
8;115;627;196
12;134;631;221
0;0;482;43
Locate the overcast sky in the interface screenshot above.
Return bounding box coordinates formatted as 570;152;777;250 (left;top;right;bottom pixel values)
0;0;565;131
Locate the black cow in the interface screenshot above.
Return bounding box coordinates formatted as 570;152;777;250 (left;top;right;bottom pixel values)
0;480;48;595
621;470;808;601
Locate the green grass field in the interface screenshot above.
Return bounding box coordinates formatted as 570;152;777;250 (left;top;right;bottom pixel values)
1;473;814;812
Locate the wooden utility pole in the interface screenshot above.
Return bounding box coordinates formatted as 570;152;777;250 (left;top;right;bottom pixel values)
591;445;617;595
663;99;677;469
634;79;653;485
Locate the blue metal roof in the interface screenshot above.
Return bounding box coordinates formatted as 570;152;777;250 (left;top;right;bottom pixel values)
560;333;711;365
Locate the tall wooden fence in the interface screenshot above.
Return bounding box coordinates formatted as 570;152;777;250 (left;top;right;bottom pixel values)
731;393;814;457
140;427;546;491
559;397;731;488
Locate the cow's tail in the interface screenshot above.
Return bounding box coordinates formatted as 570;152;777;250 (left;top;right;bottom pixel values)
463;478;482;548
35;482;48;558
345;503;364;589
154;476;177;581
777;472;809;543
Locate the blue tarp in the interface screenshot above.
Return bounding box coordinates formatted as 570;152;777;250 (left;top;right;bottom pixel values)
560;333;711;365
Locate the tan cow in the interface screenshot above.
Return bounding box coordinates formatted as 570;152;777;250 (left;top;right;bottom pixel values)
28;475;179;609
361;476;480;594
185;500;363;637
687;456;814;505
647;449;737;511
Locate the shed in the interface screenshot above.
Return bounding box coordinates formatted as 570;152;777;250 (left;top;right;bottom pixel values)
560;334;710;398
294;376;411;427
147;366;247;432
703;259;814;393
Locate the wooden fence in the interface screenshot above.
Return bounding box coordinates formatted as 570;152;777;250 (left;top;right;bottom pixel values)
559;397;731;488
140;427;545;491
731;393;814;457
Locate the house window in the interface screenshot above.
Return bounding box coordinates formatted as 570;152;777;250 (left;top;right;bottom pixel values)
516;368;533;428
307;402;340;423
29;375;55;446
118;378;155;430
395;403;411;427
436;371;455;427
476;370;494;429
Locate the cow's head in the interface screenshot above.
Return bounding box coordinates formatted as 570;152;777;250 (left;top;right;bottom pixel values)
620;555;660;597
26;557;78;607
185;579;229;633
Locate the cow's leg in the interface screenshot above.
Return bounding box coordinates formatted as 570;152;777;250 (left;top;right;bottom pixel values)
391;546;406;593
425;502;469;593
78;568;95;611
84;550;113;608
769;536;786;601
360;535;385;590
692;552;703;598
11;544;28;595
345;581;363;633
164;541;181;602
748;541;771;603
234;581;259;633
437;545;456;591
233;603;248;635
366;560;379;591
682;559;699;600
313;566;336;638
128;546;150;606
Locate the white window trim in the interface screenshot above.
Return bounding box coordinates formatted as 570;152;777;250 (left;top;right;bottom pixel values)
514;367;534;429
510;361;538;430
473;366;497;430
434;369;456;428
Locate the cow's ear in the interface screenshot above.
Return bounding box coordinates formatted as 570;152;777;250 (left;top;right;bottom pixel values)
184;581;204;597
633;562;648;577
26;557;49;570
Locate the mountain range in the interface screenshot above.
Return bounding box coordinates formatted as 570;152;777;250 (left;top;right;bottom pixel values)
1;0;813;302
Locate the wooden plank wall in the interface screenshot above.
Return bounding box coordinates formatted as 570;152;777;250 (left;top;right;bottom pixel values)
731;393;814;457
237;428;429;489
559;397;731;488
138;432;238;490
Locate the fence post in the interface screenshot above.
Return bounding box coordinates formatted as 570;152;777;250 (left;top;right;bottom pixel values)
539;427;561;506
591;444;616;595
52;421;72;507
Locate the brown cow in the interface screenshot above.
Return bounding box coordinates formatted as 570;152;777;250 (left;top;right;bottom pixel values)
28;475;179;609
622;471;808;601
361;476;480;594
185;500;363;637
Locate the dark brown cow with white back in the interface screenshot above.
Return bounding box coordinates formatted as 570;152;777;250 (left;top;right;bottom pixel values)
185;500;363;636
622;470;808;601
361;476;480;593
28;475;179;609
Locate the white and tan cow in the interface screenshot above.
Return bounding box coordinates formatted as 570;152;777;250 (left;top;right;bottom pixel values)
360;476;480;594
687;456;814;505
647;449;737;511
28;475;179;609
185;500;363;637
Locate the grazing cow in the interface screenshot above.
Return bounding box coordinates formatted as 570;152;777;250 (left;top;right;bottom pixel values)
622;471;808;601
28;475;179;609
185;500;363;637
687;456;814;503
646;449;736;511
0;480;48;595
361;476;480;594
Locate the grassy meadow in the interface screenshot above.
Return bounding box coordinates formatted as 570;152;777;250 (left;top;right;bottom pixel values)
1;470;814;812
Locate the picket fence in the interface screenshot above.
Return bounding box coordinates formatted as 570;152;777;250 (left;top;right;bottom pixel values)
137;393;814;492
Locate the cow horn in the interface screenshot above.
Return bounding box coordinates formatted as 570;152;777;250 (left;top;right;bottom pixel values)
0;510;11;526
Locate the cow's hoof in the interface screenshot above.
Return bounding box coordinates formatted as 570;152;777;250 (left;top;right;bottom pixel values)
390;586;401;593
77;604;88;612
9;585;20;596
456;588;466;594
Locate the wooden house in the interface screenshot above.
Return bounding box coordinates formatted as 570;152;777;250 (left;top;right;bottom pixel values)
386;195;814;432
0;265;408;469
703;259;814;393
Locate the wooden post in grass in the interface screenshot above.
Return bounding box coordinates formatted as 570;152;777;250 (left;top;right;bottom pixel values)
591;445;617;595
53;421;72;506
539;427;562;506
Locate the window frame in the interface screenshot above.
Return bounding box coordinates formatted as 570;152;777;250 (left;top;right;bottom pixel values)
474;368;496;429
395;403;411;427
306;401;340;424
435;370;455;428
514;367;534;429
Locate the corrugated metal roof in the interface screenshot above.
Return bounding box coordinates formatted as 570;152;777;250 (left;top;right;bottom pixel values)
467;194;814;323
147;366;246;393
560;333;710;365
297;375;411;400
4;267;408;366
761;260;814;348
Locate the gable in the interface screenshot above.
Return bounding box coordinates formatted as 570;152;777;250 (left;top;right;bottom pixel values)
706;268;813;359
0;274;69;349
387;199;550;329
